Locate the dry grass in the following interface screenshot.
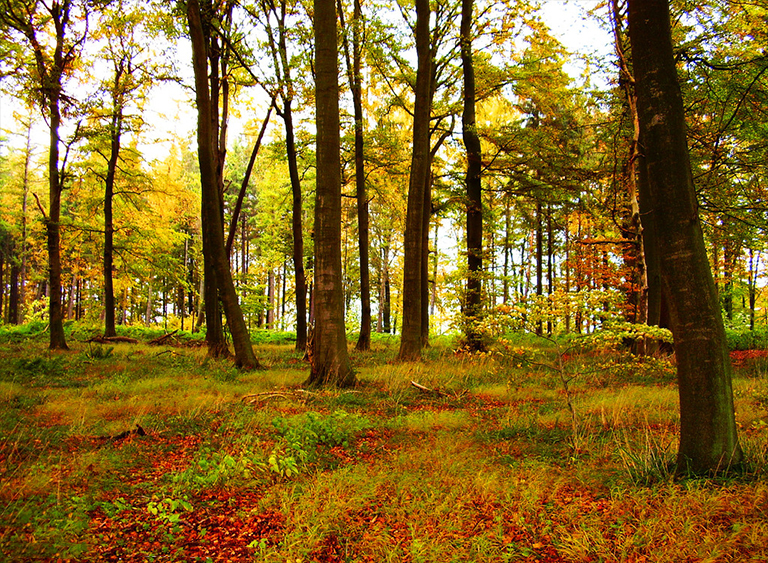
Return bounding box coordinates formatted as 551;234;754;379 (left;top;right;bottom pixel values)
1;331;767;561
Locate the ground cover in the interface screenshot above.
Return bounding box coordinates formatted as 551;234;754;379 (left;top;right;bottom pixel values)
1;327;767;562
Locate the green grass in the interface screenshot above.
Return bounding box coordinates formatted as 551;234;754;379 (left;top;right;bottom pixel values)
1;330;767;561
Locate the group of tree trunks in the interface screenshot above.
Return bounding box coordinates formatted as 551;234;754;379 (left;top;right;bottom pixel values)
1;0;741;474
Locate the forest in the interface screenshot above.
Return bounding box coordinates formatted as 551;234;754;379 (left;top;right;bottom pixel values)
1;0;767;560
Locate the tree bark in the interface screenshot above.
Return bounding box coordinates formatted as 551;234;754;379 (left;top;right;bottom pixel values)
397;0;432;361
103;63;124;338
461;0;484;351
340;0;372;352
628;0;742;474
188;0;260;369
306;0;356;387
535;200;544;336
284;104;309;352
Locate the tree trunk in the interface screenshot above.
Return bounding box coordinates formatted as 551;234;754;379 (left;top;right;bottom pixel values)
461;0;484;351
397;0;432;361
47;91;68;349
306;0;356;387
535;200;544;336
284;103;309;352
103;70;123;338
340;0;372;352
381;242;391;333
629;0;742;474
188;0;260;369
420;170;432;347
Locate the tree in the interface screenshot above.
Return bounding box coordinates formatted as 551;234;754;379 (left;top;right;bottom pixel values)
460;0;484;351
246;0;310;352
306;0;356;387
187;0;261;369
628;0;742;474
0;0;89;349
339;0;372;351
397;0;432;361
88;0;158;337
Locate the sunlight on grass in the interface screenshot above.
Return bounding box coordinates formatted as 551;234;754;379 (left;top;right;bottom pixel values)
2;332;768;561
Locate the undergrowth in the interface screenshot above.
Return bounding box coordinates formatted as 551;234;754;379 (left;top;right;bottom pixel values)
0;329;767;562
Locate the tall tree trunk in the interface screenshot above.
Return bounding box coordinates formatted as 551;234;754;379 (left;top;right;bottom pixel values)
535;200;544;336
9;259;19;325
628;0;742;474
420;170;432;347
284;104;309;352
103;68;123;338
397;0;432;360
381;242;391;333
188;0;260;369
19;119;32;324
461;0;483;350
339;0;372;352
47;90;68;349
306;0;356;387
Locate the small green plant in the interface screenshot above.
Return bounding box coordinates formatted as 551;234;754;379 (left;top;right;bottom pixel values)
273;410;368;451
84;343;115;361
267;446;301;478
146;496;193;524
615;426;676;485
171;448;247;490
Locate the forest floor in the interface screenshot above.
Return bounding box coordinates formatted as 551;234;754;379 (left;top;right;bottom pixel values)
1;328;768;562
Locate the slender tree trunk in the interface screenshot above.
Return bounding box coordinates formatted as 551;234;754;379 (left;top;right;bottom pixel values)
267;269;275;328
47;93;68;349
420;170;432;347
461;0;484;350
188;0;260;369
431;221;438;316
339;0;372;352
9;259;19;325
19;120;32;324
381;243;391;334
535;200;544;336
306;0;356;387
284;104;309;352
398;0;432;360
103;73;123;338
629;0;742;474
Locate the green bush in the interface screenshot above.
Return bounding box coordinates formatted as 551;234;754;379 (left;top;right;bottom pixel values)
725;327;768;351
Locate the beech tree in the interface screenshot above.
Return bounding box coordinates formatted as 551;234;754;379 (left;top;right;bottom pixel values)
246;0;310;352
460;0;483;351
339;0;372;351
306;0;356;387
0;0;91;350
187;0;261;369
397;0;432;361
628;0;742;474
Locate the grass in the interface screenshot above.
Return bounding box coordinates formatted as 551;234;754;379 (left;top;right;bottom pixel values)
1;326;768;561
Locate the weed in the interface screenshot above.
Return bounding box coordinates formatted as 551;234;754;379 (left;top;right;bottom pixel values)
146;495;193;524
84;343;115;361
614;424;677;485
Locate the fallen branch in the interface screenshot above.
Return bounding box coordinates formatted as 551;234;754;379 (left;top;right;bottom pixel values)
410;380;446;397
87;335;139;344
149;329;179;346
241;389;318;404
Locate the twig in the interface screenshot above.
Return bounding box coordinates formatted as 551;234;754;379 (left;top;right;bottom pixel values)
149;329;179;346
241;388;319;404
410;380;446;397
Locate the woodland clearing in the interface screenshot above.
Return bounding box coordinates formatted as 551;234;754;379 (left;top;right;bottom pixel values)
1;324;768;562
